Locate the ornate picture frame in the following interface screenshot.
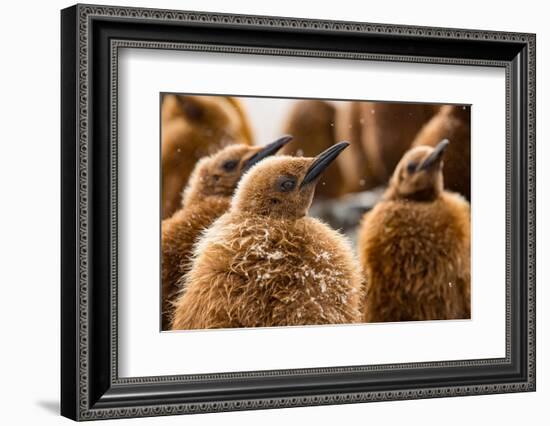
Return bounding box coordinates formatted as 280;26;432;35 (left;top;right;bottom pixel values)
61;4;536;420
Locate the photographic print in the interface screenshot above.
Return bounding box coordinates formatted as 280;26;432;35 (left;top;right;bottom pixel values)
160;95;471;331
61;5;535;419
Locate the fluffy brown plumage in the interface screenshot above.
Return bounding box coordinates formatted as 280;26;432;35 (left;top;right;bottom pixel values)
161;138;292;330
281;100;346;198
171;143;362;330
161;95;254;219
412;105;471;200
336;102;440;191
357;140;471;322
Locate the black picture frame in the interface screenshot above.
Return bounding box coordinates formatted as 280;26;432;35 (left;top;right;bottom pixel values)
61;3;536;421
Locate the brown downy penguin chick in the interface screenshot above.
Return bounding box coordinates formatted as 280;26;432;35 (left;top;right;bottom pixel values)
281;100;346;198
172;142;363;330
412;105;471;200
357;140;471;322
161;95;254;219
161;137;292;330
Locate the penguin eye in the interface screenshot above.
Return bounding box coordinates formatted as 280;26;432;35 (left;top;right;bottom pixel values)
222;159;239;172
277;176;297;192
407;161;418;174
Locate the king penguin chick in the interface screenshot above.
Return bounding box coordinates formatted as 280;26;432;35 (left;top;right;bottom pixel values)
161;95;254;219
171;142;363;330
161;136;293;330
357;140;471;322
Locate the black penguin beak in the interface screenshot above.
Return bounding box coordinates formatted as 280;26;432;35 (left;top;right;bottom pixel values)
300;141;349;188
242;135;293;172
418;139;450;171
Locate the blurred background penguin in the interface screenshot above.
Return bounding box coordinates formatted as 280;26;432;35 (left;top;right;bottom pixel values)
412;105;471;200
335;102;440;192
161;94;254;219
281;100;346;198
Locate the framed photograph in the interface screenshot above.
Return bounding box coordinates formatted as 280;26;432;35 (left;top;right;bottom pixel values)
61;4;536;421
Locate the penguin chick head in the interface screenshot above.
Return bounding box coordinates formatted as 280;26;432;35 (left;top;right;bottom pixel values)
183;136;293;202
386;139;450;201
232;142;349;219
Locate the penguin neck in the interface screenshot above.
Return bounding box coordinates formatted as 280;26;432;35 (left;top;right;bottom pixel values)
229;211;308;230
182;187;232;210
228;201;308;221
235;210;307;221
230;198;310;220
385;186;441;203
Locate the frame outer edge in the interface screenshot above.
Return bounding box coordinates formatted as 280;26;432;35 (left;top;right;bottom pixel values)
61;4;80;422
67;4;536;420
527;33;536;391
